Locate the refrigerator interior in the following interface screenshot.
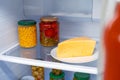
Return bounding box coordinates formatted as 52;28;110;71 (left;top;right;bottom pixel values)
0;0;102;80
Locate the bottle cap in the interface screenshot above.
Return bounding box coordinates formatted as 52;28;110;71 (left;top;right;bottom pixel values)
18;20;36;26
41;16;58;22
50;72;64;79
74;72;90;80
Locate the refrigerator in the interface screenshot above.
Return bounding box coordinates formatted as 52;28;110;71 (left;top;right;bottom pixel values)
0;0;103;80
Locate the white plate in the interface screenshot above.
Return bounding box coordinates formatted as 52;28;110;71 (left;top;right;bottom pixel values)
50;47;99;63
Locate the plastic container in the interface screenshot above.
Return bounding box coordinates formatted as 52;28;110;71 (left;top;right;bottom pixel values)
39;16;59;46
31;66;44;80
73;72;90;80
50;72;65;80
21;76;34;80
18;20;37;48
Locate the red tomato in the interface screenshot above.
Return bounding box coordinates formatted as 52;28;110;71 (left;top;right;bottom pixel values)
44;28;55;38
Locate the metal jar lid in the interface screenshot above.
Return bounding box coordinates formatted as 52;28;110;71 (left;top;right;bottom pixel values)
40;16;58;22
18;20;36;26
50;72;64;79
74;72;90;80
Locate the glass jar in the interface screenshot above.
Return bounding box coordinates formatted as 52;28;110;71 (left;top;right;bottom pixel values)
52;69;62;75
73;72;90;80
50;72;64;80
39;16;59;46
18;20;37;48
31;66;44;80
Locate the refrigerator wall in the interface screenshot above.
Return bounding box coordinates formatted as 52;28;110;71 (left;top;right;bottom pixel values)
0;0;24;53
0;0;102;80
24;0;102;19
0;0;26;79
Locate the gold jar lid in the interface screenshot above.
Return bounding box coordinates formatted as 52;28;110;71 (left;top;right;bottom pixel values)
40;16;58;22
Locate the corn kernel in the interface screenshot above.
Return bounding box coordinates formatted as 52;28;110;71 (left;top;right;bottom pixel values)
18;25;37;48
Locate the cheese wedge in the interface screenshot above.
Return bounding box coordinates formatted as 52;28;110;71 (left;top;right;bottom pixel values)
56;37;96;58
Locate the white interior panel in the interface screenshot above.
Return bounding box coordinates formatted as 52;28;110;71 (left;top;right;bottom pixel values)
51;0;92;13
24;0;93;18
59;21;101;40
24;0;44;16
0;0;24;53
93;0;102;19
23;0;102;23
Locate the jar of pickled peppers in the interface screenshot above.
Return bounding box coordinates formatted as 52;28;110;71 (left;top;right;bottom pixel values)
31;66;44;80
18;20;37;48
52;69;62;75
39;16;59;46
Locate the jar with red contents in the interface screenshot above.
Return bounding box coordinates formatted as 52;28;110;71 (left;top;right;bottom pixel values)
39;16;59;46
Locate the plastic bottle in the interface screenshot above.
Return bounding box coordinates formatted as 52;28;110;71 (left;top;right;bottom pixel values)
103;1;120;80
21;76;34;80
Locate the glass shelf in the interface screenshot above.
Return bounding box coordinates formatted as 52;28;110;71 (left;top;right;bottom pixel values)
50;13;91;18
0;42;98;75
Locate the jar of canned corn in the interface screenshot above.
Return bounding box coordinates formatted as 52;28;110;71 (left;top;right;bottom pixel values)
39;16;59;46
18;20;37;48
31;66;44;80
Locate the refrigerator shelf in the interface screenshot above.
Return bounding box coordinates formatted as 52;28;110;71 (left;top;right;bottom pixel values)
50;13;91;18
0;43;98;75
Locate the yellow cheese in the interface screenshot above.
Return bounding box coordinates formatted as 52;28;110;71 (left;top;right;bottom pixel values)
56;37;96;58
